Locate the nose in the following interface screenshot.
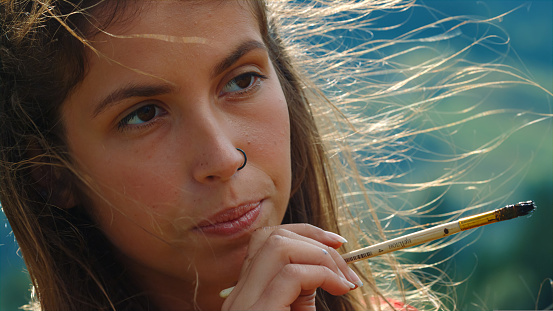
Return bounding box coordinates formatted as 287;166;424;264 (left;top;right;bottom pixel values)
190;119;246;183
193;146;245;182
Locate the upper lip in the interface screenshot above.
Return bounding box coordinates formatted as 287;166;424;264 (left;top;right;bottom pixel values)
195;200;261;228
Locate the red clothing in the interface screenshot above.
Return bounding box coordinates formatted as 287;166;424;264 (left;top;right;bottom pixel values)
373;297;418;311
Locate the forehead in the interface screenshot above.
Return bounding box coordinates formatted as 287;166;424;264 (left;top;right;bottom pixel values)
70;0;264;106
91;0;260;43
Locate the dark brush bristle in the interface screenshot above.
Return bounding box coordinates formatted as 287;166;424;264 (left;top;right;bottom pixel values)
496;200;536;221
514;200;536;217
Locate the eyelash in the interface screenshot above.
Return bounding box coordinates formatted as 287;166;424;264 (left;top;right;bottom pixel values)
220;72;268;98
117;103;167;132
116;72;268;132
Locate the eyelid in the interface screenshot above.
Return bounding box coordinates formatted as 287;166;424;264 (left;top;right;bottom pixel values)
219;70;268;99
116;100;168;132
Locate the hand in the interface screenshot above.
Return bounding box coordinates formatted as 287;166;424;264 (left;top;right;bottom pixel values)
221;224;362;311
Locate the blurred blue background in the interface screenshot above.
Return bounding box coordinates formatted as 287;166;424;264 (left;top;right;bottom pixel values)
377;1;552;309
413;1;552;310
1;1;551;310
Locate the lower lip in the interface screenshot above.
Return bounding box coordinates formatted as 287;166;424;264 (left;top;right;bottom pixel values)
195;203;262;236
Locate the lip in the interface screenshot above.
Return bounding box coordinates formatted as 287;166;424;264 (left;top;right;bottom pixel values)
194;201;262;236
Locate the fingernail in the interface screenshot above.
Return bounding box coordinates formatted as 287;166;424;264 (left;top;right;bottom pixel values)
325;231;348;244
340;277;356;289
219;286;234;298
347;267;363;288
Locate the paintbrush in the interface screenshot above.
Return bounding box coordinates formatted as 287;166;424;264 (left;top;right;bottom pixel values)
342;200;535;263
220;200;536;298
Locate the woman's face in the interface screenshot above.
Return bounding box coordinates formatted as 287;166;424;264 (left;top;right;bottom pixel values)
62;1;291;308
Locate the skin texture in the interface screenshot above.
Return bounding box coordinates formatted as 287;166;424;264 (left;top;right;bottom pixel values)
61;1;360;310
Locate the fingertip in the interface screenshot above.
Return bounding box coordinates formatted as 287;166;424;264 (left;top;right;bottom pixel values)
346;267;363;288
340;277;357;289
323;275;358;296
325;231;348;244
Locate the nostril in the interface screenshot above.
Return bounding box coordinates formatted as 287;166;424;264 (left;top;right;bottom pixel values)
192;148;247;182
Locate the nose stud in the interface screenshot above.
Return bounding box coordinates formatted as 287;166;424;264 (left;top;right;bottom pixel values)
236;148;247;171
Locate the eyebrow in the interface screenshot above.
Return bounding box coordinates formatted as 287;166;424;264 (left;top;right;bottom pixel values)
92;83;174;118
211;40;267;79
92;40;267;118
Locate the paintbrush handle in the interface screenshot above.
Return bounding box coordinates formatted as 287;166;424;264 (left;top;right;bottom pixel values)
342;202;534;263
342;221;461;263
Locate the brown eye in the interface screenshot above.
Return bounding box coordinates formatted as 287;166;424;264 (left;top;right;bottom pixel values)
136;105;156;122
119;104;164;129
234;75;254;89
221;72;267;95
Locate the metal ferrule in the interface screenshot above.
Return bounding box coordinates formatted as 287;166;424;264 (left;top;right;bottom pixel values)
458;210;498;230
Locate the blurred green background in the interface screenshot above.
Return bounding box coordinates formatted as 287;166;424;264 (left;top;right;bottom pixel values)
407;1;552;310
374;1;552;309
1;1;551;310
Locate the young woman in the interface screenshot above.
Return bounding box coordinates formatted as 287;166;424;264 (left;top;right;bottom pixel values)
1;1;377;310
1;0;550;310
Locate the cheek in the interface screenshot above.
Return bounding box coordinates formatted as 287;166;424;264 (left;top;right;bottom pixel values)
72;141;187;238
251;80;292;200
79;144;167;200
80;165;194;269
247;79;290;152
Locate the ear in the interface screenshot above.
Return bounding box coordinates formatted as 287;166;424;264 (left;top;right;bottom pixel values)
28;142;79;209
31;164;78;209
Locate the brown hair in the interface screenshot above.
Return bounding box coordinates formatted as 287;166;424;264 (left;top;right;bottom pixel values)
0;1;360;310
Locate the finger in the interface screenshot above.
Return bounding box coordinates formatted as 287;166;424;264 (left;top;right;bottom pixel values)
244;228;361;286
250;264;355;310
232;234;352;305
224;225;355;307
249;224;347;253
279;223;349;247
241;229;344;288
242;225;345;278
272;229;358;285
273;226;362;287
290;292;316;311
